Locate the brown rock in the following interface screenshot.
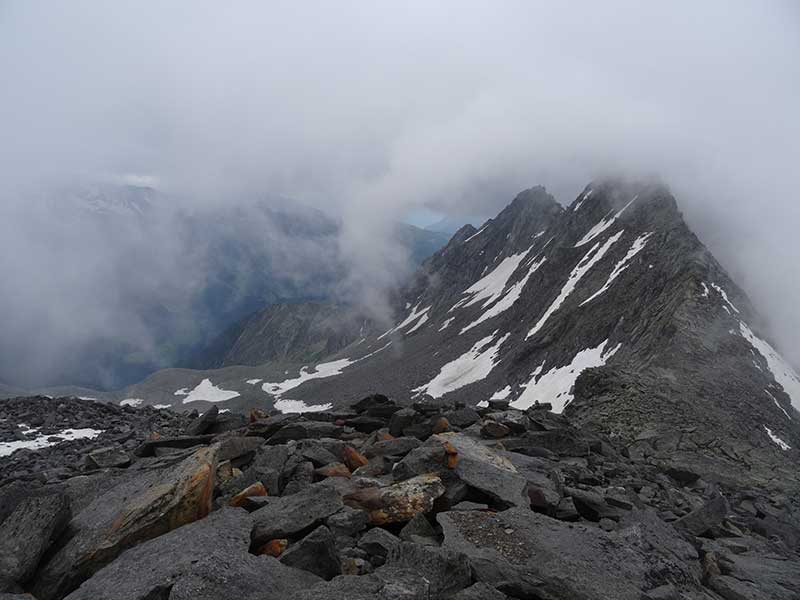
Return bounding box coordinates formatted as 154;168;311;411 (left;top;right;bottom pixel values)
481;421;511;439
229;482;268;507
256;539;288;557
316;462;352;479
343;473;445;525
431;417;451;434
343;445;369;471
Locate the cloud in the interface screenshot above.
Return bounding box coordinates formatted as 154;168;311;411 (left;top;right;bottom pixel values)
1;0;799;383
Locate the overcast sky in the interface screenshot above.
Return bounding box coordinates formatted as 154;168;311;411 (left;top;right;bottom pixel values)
1;1;799;375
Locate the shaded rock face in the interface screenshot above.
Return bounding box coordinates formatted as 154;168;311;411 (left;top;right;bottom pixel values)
0;493;70;589
0;391;798;599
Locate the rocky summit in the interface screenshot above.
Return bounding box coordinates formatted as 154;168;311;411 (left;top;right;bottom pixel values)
1;179;799;599
0;394;798;599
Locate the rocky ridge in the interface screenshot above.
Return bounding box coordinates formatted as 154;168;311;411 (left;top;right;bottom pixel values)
0;394;798;599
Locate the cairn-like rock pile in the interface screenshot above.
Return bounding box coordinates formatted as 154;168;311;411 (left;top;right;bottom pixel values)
0;395;798;599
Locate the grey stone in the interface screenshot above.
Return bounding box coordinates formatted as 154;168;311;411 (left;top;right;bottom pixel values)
279;526;341;580
674;492;729;536
0;493;70;585
386;542;472;598
438;508;703;600
251;482;343;544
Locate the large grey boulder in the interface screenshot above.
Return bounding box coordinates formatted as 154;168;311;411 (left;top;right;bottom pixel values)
34;446;218;600
438;507;703;600
0;493;70;587
394;434;528;509
64;508;320;600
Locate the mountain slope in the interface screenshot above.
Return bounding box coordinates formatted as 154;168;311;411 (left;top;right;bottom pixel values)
102;179;799;484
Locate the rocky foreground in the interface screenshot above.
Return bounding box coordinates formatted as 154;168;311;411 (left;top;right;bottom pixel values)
0;396;798;599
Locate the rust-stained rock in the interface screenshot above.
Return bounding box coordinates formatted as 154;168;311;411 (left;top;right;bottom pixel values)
256;539;288;557
315;462;352;479
342;446;369;471
229;482;268;507
431;417;451;434
249;408;268;423
343;473;445;525
34;445;218;600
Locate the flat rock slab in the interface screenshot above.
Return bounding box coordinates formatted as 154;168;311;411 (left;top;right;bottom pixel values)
438;508;703;600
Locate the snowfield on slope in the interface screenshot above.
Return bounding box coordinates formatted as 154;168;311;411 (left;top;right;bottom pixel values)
512;340;621;413
452;247;533;312
739;322;800;410
413;332;509;398
182;378;241;404
262;358;355;397
527;231;624;340
0;424;103;457
581;232;652;306
574;195;637;247
461;255;547;334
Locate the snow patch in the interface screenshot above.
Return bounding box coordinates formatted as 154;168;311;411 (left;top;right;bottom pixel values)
765;389;792;420
573;189;593;211
512;340;621;413
491;386;512;400
182;379;241;404
439;317;455;331
273;399;333;414
581;232;652;306
173;388;189;396
406;312;429;334
378;304;430;340
461;255;547;333
263;358;355;397
120;398;143;407
153;404;172;409
1;426;104;457
246;379;262;385
527;231;624;340
575;195;637;247
711;283;739;313
413;332;509;398
459;248;533;310
739;322;800;410
700;282;710;298
464;225;488;243
764;425;791;451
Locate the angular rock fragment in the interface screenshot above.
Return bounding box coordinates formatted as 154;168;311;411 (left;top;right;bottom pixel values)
279;525;341;580
85;446;131;469
673;492;729;536
343;473;445;525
